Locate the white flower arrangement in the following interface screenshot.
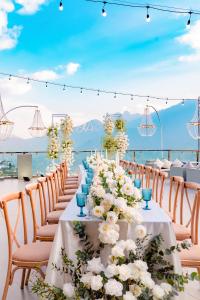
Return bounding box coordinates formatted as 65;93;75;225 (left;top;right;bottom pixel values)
47;126;60;159
61;115;73;137
60;115;74;168
103;114;114;135
87;156;142;244
115;131;129;159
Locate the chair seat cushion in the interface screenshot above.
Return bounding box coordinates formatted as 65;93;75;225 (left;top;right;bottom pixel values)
47;210;63;223
58;194;73;202
173;223;191;241
180;245;200;267
55;202;68;210
64;188;77;195
37;224;57;238
13;241;52;263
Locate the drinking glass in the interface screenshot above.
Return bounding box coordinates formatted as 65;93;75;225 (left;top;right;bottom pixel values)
76;193;87;217
134;179;141;189
87;172;94;179
142;188;152;210
86;177;92;185
81;184;89;195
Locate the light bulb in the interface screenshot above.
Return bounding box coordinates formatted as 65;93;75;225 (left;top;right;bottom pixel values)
146;14;150;22
102;8;107;17
59;1;63;11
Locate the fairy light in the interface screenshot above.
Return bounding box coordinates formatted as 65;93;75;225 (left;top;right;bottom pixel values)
146;6;150;22
186;11;192;28
59;1;64;11
102;1;107;17
0;71;195;104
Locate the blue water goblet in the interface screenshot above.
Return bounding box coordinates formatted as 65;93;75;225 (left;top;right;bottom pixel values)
87;172;94;179
134;179;141;189
86;177;92;185
82;184;89;195
76;193;87;217
142;188;152;210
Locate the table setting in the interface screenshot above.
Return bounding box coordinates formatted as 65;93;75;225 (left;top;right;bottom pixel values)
40;154;197;300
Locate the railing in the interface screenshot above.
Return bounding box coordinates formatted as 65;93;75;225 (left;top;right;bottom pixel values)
0;149;199;178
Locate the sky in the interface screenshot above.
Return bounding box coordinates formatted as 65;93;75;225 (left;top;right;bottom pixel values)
0;0;200;138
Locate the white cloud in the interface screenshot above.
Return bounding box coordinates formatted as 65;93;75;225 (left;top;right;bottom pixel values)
32;70;59;81
66;62;80;75
0;4;22;51
0;76;32;95
15;0;48;15
178;20;200;62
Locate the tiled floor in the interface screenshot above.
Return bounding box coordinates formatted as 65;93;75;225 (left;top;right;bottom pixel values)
0;178;199;300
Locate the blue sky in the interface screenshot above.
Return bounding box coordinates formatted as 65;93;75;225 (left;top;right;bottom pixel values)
0;0;200;138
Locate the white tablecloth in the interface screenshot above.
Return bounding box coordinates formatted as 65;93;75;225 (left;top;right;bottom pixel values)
46;167;182;288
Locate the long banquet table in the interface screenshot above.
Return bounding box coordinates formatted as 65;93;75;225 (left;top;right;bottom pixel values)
46;166;182;288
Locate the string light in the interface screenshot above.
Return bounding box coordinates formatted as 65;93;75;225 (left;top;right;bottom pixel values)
102;1;107;17
59;0;64;11
0;71;195;103
146;6;150;23
63;84;66;91
186;11;192;28
87;1;200;28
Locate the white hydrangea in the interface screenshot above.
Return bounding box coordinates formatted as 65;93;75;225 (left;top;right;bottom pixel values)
152;285;165;299
123;291;137;300
90;275;103;291
135;225;147;239
63;283;75;298
87;257;104;274
104;279;123;297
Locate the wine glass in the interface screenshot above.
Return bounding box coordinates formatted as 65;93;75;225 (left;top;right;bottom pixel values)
76;193;87;217
134;178;141;189
81;184;89;195
86;177;92;185
142;188;152;210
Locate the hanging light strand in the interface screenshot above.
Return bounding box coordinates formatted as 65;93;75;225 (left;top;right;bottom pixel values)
86;0;200;19
0;71;196;103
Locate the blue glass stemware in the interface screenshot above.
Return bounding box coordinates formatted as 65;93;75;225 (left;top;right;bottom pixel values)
81;184;89;195
134;179;141;189
86;177;92;185
76;193;87;217
142;188;152;210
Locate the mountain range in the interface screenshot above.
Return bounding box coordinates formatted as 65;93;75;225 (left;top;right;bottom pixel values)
0;100;198;152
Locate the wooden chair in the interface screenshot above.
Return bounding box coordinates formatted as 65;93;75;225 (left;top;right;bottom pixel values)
144;166;153;188
179;186;200;274
0;192;52;299
25;182;57;242
173;182;200;242
62;161;79;183
154;170;168;207
166;176;184;222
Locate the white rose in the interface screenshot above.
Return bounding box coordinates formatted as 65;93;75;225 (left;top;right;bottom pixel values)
128;263;141;280
135;225;147;239
106;211;118;224
152;285;165;299
63;283;75;298
80;272;93;287
118;264;132;281
123;291;137;300
87;257;104;274
117;240;127;250
114;197;127;212
121;183;134;196
111;245;125;257
133;260;148;272
133;187;142;200
124;207;143;224
105;264;119;278
90;275;103;291
95;186;106;198
105;279;123;297
125;239;137;253
129;284;142;297
92;206;104;218
141;273;155;289
160;283;172;295
101;199;112;212
99;222;120;244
